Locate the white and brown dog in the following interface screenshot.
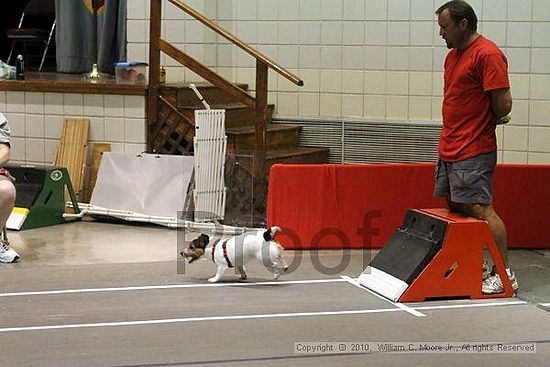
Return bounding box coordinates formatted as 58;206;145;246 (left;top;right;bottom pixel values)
181;226;288;282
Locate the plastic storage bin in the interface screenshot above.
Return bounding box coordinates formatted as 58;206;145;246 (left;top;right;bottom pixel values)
115;62;148;84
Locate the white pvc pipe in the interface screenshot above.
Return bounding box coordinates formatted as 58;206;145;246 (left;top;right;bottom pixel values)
189;83;210;110
65;203;253;235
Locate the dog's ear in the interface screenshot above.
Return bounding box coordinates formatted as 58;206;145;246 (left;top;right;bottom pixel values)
198;234;210;247
263;226;281;241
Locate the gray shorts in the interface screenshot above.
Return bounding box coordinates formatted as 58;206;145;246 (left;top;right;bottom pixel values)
433;152;497;205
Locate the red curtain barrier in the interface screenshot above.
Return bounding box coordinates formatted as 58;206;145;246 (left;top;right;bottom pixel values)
267;163;550;249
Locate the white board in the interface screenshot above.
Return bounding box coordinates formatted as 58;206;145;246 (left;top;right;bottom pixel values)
90;152;194;219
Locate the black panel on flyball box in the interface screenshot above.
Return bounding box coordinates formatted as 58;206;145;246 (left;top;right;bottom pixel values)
369;209;448;284
7;166;47;209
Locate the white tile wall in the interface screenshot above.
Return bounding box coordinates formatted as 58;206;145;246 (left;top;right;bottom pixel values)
482;0;507;21
532;23;550;48
410;21;433;46
387;47;409;70
63;94;84;116
365;21;386;45
364;71;386;94
6;92;25;113
320;21;343;45
507;0;531;21
386;71;408;94
6;113;25;137
505;48;531;73
259;0;278;20
365;0;387;21
503;126;529;151
409;96;432;120
387;22;410;45
298;93;320;116
343;70;364;93
342;47;364;70
411;0;435;21
120;0;550;163
321;0;343;21
26;93;45;115
25;114;45;138
320;93;342;116
531;49;550;74
364;94;386;118
530;101;550;127
482;22;506;47
0;92;6;111
342;94;363;116
278;0;299;21
343;22;364;45
532;0;550;21
300;0;321;20
409;47;433;71
6;93;147;166
506;23;531;48
387;0;409;21
343;0;366;21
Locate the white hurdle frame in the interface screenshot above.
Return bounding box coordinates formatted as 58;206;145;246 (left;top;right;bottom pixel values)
190;84;227;222
64;203;251;235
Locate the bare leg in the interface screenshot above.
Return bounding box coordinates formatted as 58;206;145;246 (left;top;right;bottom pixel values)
0;179;16;229
448;200;508;266
469;204;508;266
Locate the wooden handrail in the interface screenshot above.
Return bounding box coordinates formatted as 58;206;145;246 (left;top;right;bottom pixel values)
167;0;303;87
159;39;256;108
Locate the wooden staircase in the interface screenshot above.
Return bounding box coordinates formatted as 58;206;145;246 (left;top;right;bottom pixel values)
147;0;328;225
155;82;328;164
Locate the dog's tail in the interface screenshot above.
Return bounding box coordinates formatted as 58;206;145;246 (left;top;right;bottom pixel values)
263;226;282;242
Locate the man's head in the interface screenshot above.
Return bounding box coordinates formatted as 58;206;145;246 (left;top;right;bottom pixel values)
436;0;478;49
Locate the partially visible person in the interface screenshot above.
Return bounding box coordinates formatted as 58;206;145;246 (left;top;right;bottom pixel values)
434;0;516;293
0;112;19;263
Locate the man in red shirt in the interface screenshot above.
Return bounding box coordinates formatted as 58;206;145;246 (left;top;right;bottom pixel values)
434;0;517;294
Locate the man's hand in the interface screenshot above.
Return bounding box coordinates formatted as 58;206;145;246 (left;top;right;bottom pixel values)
496;112;511;125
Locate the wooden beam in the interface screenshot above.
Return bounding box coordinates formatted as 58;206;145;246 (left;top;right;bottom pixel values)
254;60;268;182
159;39;256;109
147;0;162;153
0;79;147;95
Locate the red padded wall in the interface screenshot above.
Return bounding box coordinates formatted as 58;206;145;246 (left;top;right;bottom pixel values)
267;164;550;249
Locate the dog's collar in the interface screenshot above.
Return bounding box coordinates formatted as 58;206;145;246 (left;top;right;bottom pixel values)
211;238;233;268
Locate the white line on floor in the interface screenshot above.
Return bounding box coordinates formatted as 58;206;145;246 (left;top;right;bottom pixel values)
0;300;528;333
340;275;426;317
414;300;527;310
0;278;347;298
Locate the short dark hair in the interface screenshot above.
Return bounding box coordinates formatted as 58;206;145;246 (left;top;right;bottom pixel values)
436;0;478;32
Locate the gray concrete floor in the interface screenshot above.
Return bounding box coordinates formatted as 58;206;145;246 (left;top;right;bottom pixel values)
0;218;549;367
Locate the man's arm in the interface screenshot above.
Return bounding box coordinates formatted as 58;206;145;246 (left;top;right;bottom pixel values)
0;143;10;166
490;87;512;118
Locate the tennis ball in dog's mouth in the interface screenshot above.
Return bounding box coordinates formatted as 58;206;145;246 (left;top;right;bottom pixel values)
185;256;195;263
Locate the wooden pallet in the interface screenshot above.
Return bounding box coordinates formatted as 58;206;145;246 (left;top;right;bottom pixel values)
54;118;90;200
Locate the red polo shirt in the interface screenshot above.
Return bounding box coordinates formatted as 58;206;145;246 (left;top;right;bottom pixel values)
440;36;510;161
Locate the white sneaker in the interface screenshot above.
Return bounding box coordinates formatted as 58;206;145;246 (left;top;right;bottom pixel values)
0;239;20;263
482;271;519;294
